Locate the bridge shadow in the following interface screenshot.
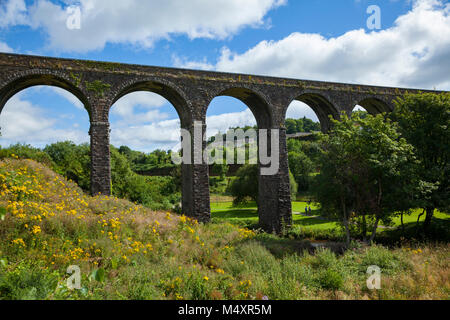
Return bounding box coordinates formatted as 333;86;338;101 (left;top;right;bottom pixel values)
377;216;450;244
211;205;334;229
292;215;333;227
211;208;258;220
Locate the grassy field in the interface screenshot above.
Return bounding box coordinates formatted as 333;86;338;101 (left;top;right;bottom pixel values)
211;200;338;231
211;199;450;233
0;159;448;300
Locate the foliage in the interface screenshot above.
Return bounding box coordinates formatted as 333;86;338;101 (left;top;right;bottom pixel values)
285;117;320;134
0;143;54;168
313;112;417;244
288;150;314;192
0;158;448;300
0;261;60;300
118;146;174;173
289;170;298;197
44;142;91;191
392;92;450;233
229;165;259;205
228;164;297;205
110;146;180;210
286;139;321;194
0;142;180;211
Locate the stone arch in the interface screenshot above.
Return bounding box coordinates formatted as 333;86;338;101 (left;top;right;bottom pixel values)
283;91;340;132
107;77;202;220
355;96;393;115
206;85;273;129
108;77;192;126
0;70;91;118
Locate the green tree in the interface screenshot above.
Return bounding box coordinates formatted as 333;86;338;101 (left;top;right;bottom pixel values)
286;119;299;134
229;164;297;205
285;117;320;134
229;165;259;205
288;150;314;191
110;146;134;197
313;112;417;245
0;143;54;168
44;141;91;191
392;93;450;233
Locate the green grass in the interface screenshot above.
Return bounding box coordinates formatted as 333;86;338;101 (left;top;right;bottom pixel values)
211;201;339;230
390;209;450;226
1;159;449;300
211;200;450;234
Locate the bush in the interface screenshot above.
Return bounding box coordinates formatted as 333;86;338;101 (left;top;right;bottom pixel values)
288;150;314;192
229;165;259;205
360;245;408;275
44;142;91;191
318;269;344;291
0;144;54;168
0;262;60;300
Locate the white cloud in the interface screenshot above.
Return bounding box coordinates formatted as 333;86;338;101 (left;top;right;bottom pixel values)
111;92;168;118
2;0;285;52
111;118;181;151
109;108;258;151
0;0;27;28
172;55;215;71
0;93;89;147
206;109;256;137
181;0;450;91
48;87;84;109
0;41;13;53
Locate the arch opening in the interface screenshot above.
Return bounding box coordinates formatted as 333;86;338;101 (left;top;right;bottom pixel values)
215;87;272;129
285;99;322;214
352;105;369;117
206;95;260;219
111;81;190;127
109;90;183;211
356;97;391;115
0;74;91;118
0;85;91;190
285;93;339;133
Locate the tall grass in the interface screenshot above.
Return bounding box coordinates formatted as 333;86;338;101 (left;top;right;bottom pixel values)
0;158;448;300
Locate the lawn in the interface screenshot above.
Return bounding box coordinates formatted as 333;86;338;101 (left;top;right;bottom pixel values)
211;201;339;230
211;200;450;233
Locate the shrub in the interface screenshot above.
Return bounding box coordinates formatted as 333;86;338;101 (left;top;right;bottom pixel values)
0;144;54;168
318;269;344;291
360;245;408;275
44;142;91;191
0;262;60;300
229;165;259;205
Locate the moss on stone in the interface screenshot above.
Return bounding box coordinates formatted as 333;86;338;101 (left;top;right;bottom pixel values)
85;80;111;97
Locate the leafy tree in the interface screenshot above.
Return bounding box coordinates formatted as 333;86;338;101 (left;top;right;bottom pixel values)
0;143;54;168
285;117;320;134
229;165;259;205
392;93;450;233
289;170;298;198
286;119;300;134
288;150;314;192
110;146;134;197
302;116;321;132
313;112;417;245
229;164;297;205
44;142;91;191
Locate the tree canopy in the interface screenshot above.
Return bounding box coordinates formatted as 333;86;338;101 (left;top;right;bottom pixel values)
391;92;450;233
313;112;417;244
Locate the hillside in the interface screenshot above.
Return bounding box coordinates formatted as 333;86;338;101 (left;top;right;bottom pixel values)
0;158;448;300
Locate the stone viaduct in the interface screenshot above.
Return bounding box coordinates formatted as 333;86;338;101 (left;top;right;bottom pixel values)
0;52;438;233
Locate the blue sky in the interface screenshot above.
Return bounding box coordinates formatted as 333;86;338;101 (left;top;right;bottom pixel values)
0;0;449;151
